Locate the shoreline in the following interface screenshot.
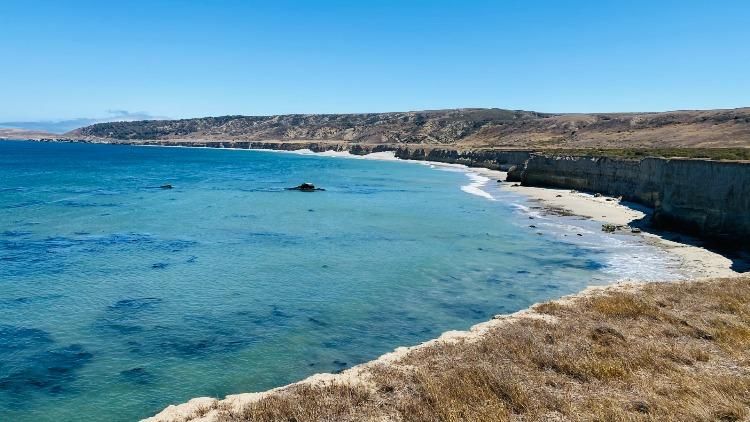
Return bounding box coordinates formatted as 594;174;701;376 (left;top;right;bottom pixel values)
484;169;738;279
141;280;649;422
274;147;738;279
146;274;750;421
139;146;743;421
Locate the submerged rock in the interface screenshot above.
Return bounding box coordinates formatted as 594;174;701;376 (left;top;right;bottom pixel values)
160;184;173;189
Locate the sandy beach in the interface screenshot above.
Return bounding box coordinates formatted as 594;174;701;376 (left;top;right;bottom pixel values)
490;170;739;279
408;157;740;280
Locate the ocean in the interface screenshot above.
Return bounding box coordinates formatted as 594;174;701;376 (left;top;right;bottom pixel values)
0;140;679;421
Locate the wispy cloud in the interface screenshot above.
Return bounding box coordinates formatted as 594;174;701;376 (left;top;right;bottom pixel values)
0;110;168;134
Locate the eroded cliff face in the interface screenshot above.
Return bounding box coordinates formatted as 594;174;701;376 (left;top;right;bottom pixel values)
519;155;750;246
100;139;533;171
393;148;531;171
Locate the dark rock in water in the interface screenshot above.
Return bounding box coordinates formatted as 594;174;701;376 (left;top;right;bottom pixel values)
151;262;169;269
601;223;618;233
160;184;173;189
287;182;325;192
0;326;55;358
120;367;154;385
108;298;163;312
0;344;93;395
308;317;329;327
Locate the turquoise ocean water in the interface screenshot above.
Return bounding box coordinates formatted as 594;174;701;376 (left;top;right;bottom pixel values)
0;141;678;421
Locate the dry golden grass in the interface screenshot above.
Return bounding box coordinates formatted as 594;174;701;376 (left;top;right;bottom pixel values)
195;277;750;422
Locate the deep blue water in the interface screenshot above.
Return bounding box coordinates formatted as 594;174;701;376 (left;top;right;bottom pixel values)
0;141;677;421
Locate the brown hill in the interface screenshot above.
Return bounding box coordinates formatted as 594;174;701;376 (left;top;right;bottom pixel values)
70;108;750;149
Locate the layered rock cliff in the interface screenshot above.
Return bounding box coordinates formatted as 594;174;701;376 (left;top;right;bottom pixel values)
93;139;533;171
517;155;750;247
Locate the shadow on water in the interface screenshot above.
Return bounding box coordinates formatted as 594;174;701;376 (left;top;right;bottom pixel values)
0;326;93;403
622;202;750;273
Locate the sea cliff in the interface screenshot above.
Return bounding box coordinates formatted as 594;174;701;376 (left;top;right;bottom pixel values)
515;155;750;247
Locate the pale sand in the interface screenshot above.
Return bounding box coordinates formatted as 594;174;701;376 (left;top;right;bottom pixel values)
143;152;743;421
482;169;739;279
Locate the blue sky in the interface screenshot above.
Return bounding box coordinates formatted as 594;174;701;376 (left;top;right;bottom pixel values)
1;0;748;121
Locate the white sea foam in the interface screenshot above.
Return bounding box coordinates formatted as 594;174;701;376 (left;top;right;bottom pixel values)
361;151;399;161
460;172;495;201
278;148;399;161
503;196;683;281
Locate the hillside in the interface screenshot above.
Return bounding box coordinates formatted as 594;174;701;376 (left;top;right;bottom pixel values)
69;108;750;149
0;127;57;140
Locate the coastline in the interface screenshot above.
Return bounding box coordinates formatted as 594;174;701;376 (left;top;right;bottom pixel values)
140;147;743;421
231;145;739;279
487;169;738;279
146;274;750;421
296;147;738;279
143;282;616;422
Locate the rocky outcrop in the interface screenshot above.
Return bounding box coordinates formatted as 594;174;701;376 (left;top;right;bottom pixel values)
287;183;324;192
517;154;750;247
